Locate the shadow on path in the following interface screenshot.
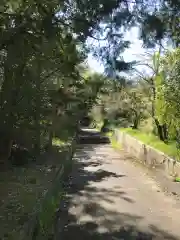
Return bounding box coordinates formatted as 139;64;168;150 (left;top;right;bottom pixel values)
54;144;178;240
77;128;110;144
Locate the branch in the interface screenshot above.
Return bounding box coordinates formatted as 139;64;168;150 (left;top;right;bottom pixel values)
88;34;108;41
134;62;155;72
40;68;61;83
133;68;155;83
0;23;27;50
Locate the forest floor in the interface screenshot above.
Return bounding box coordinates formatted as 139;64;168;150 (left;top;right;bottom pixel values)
0;144;68;240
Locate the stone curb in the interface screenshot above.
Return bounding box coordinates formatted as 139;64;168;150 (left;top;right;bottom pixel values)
114;129;180;178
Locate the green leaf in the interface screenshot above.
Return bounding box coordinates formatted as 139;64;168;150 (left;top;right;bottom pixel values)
175;177;180;182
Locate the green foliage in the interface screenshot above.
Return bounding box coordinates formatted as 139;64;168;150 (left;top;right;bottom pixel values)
175;177;180;182
139;0;180;47
154;71;167;125
91;76;148;131
1;0;166;161
113;47;180;159
100;46;180;156
0;0;123;161
158;48;180;140
38;171;64;237
0;1;83;157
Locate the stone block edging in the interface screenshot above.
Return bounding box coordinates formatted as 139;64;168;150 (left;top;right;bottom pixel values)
114;129;180;177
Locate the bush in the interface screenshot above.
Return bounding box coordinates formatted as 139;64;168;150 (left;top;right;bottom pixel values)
9;145;33;166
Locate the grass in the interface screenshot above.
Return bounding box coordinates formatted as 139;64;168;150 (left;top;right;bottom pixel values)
0;139;72;240
52;138;68;147
120;128;179;160
175;177;180;182
106;132;122;150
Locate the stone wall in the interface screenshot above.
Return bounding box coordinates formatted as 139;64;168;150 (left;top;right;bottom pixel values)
114;129;180;177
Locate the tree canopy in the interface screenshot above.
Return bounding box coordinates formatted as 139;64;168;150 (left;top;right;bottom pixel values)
0;0;180;160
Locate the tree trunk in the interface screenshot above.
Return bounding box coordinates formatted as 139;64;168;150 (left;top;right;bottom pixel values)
48;128;53;150
132;113;140;129
151;80;168;142
0;129;13;167
151;81;156;119
0;52;15;165
162;123;168;142
47;103;57;151
131;110;140;129
34;63;41;155
154;118;166;141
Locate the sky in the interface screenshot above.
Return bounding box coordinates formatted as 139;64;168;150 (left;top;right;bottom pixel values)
87;27;152;77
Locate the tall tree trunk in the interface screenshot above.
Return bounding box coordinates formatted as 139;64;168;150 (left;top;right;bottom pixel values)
0;52;15;164
132;111;140;129
48;129;53;150
47;104;57;151
154;119;168;142
151;79;168;141
162;123;168;141
0;130;13;167
132;118;139;129
34;63;41;155
151;79;156;119
154;118;164;141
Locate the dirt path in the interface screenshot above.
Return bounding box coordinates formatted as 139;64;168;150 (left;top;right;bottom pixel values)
56;144;180;240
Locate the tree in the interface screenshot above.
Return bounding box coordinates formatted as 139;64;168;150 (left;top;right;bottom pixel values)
160;48;180;140
134;51;169;141
139;0;180;48
0;0;88;162
2;0;174;164
126;87;148;129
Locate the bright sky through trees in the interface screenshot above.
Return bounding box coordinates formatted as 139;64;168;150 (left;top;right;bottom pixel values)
87;26;172;78
87;27;146;74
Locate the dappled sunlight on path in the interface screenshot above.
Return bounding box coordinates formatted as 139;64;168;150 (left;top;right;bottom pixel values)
55;143;180;239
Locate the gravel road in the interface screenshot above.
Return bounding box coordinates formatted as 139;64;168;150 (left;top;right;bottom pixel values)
56;143;180;240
